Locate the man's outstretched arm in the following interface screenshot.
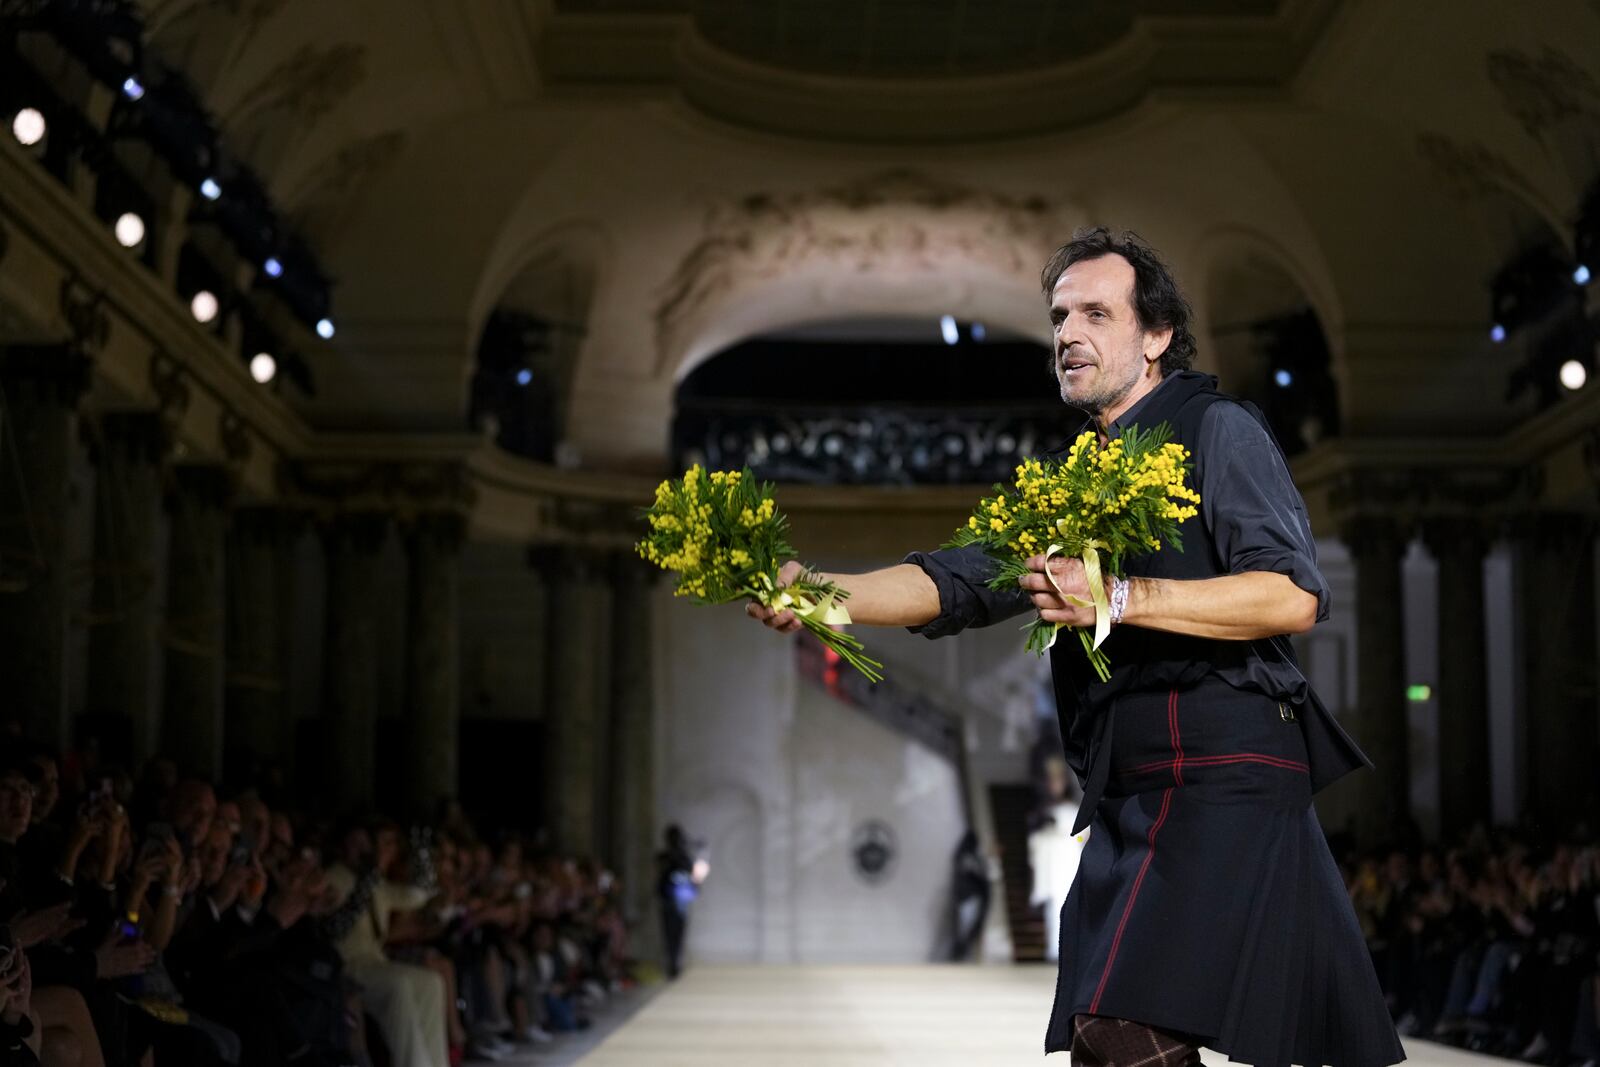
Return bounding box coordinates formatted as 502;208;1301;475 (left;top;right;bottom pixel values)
745;561;941;633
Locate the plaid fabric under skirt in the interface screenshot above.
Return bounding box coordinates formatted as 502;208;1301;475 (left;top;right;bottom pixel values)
1071;1015;1203;1067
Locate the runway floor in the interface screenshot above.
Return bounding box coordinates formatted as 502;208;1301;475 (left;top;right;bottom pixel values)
573;964;1518;1067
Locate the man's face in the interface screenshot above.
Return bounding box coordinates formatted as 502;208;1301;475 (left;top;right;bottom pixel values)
0;772;33;842
1049;254;1164;419
27;757;58;821
172;782;217;847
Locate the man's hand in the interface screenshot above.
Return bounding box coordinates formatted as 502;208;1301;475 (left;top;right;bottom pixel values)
743;560;806;633
1017;554;1097;628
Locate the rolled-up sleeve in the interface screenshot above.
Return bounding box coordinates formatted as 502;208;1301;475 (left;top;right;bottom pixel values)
1200;402;1331;622
901;543;1033;639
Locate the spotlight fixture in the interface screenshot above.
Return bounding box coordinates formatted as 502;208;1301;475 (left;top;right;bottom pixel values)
190;290;219;324
1576;264;1593;286
249;352;277;384
199;177;221;201
315;318;335;339
11;108;46;147
1560;359;1587;390
515;368;533;386
1490;323;1507;344
121;76;144;101
1274;369;1293;388
970;322;987;342
113;212;146;248
940;314;959;346
262;257;283;279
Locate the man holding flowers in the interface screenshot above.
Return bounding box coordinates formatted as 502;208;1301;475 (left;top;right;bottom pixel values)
747;228;1401;1067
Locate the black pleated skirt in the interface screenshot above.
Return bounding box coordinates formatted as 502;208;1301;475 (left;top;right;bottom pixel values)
1043;680;1404;1067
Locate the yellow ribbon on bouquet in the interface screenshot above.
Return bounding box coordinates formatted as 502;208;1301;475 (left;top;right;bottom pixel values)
1040;524;1112;653
754;571;854;626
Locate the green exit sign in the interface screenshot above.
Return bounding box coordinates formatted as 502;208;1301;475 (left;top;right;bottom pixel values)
1406;685;1432;702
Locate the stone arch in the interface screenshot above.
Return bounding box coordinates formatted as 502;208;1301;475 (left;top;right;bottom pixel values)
652;170;1083;383
1196;226;1340;451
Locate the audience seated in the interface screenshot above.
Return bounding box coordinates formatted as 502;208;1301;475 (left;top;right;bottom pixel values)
0;728;638;1067
1346;824;1600;1065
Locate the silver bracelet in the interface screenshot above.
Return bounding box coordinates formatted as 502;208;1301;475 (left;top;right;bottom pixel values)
1109;576;1130;626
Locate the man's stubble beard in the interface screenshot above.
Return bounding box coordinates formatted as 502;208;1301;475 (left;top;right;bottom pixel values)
1054;355;1144;420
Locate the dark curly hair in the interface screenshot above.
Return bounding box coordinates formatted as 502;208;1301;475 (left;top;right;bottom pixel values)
1039;227;1197;375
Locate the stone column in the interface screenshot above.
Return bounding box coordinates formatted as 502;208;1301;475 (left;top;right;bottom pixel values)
609;551;659;957
84;412;167;763
1519;514;1599;828
538;545;610;858
402;512;465;821
1421;517;1493;839
161;465;233;779
1340;515;1411;844
321;513;389;813
224;508;299;785
0;346;91;746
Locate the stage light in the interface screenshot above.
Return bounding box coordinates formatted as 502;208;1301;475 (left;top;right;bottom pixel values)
515;368;533;386
114;212;146;248
315;318;335;339
249;352;277;384
190;290;219;323
1274;369;1293;388
1490;323;1507;343
1560;359;1587;390
121;76;145;101
1576;264;1593;286
262;257;283;278
12;108;46;146
971;322;987;342
940;314;959;346
199;178;221;201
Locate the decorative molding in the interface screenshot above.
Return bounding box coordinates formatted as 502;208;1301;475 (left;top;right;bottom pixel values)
148;350;192;429
539;0;1339;142
1485;45;1600;140
58;276;109;353
280;459;477;519
654;169;1071;367
286;130;406;241
218;409;253;468
228;42;368;127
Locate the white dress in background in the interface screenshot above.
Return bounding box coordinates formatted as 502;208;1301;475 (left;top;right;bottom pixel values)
1027;799;1088;962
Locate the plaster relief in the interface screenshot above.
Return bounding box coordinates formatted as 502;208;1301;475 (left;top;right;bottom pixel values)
653;169;1078;374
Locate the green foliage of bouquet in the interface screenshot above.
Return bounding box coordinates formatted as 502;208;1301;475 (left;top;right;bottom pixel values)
943;424;1201;681
636;465;884;683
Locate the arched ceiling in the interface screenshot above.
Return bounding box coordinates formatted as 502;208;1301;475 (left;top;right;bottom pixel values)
128;0;1600;469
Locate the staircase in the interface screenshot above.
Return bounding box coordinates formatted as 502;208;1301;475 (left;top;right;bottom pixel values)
989;783;1046;962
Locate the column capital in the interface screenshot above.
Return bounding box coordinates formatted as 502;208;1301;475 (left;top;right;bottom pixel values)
402;510;468;556
1337;513;1409;561
281;459;475;521
1506;511;1599;553
0;344;93;407
232;505;308;547
91;410;171;467
527;541;613;581
1419;514;1493;560
320;510;392;556
166;463;237;511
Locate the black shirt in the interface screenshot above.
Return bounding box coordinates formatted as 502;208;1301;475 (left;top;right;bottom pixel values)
902;374;1330;705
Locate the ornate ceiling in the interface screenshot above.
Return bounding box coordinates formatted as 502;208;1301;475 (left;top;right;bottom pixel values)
13;0;1597;473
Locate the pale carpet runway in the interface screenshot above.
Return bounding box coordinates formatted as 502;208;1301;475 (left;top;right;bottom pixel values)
576;964;1516;1067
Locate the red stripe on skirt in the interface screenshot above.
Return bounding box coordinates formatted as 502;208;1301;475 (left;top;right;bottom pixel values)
1125;752;1309;776
1089;687;1181;1015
